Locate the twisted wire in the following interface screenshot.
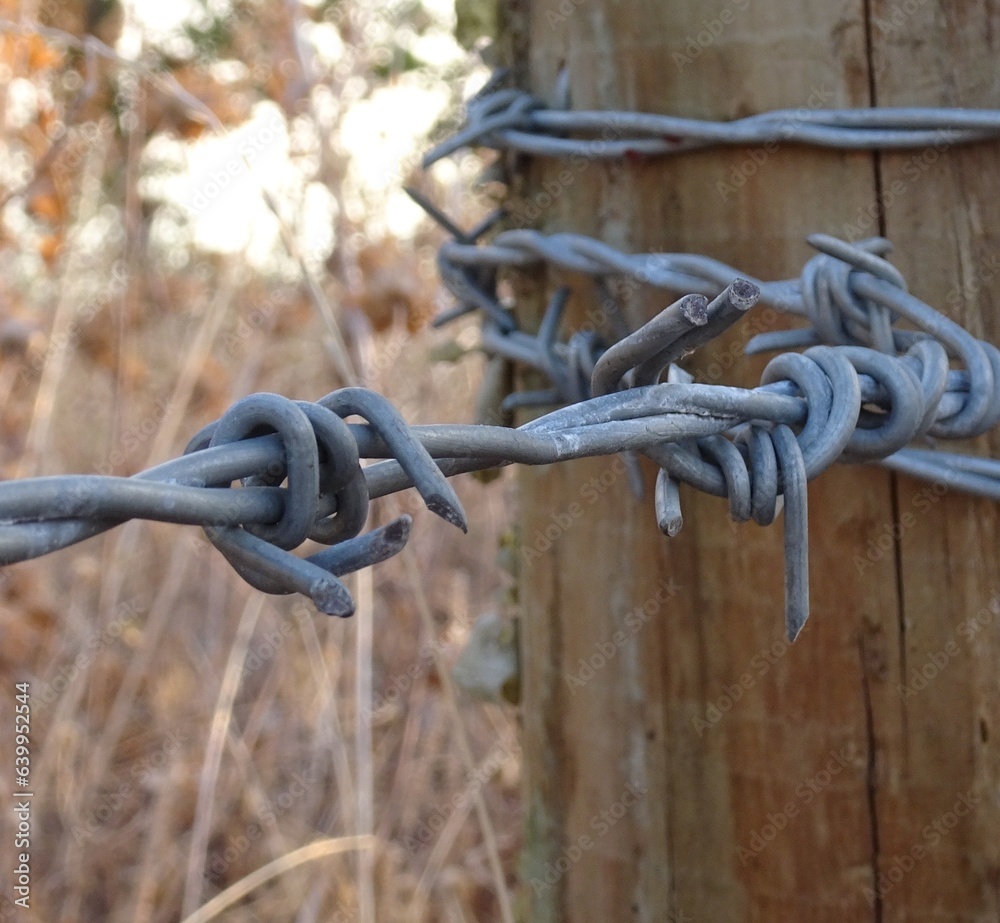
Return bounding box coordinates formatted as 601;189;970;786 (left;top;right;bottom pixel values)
408;159;1000;638
3;243;999;640
433;221;1000;480
422;70;1000;166
6;82;1000;643
0;373;787;616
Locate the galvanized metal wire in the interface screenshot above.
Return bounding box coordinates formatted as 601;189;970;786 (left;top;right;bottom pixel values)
5;75;1000;644
411;163;1000;640
0;370;800;622
3;224;999;642
431;214;1000;486
423;68;1000;166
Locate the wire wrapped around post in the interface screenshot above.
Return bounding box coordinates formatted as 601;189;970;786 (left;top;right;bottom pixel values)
3;240;1000;640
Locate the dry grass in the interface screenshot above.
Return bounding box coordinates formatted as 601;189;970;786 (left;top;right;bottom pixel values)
0;7;523;917
0;238;522;921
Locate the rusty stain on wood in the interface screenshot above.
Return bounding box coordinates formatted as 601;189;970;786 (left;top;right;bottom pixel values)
510;1;1000;920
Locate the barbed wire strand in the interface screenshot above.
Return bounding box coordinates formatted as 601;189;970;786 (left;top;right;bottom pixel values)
431;216;1000;458
4;228;1000;641
414;149;1000;639
422;68;1000;166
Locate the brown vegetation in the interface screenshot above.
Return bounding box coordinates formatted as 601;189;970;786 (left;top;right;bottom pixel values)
0;2;520;920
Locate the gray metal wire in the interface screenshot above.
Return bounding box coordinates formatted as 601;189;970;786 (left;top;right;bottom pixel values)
423;68;1000;166
405;162;1000;640
430;215;1000;485
5;76;1000;645
0;367;793;620
3;230;999;642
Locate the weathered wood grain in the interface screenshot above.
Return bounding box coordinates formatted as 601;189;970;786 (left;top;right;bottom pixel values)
509;1;1000;920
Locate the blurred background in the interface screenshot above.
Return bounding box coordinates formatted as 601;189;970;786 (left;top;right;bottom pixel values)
0;1;523;920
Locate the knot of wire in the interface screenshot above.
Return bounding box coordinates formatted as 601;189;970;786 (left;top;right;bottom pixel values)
0;389;464;618
422;68;1000;166
412;173;1000;639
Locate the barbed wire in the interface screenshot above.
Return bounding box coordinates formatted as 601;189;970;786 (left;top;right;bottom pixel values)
411;166;1000;642
422;68;1000;166
5;74;1000;644
4;233;1000;642
429;201;1000;470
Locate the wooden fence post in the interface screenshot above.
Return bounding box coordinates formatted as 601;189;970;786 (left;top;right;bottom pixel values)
503;2;1000;920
